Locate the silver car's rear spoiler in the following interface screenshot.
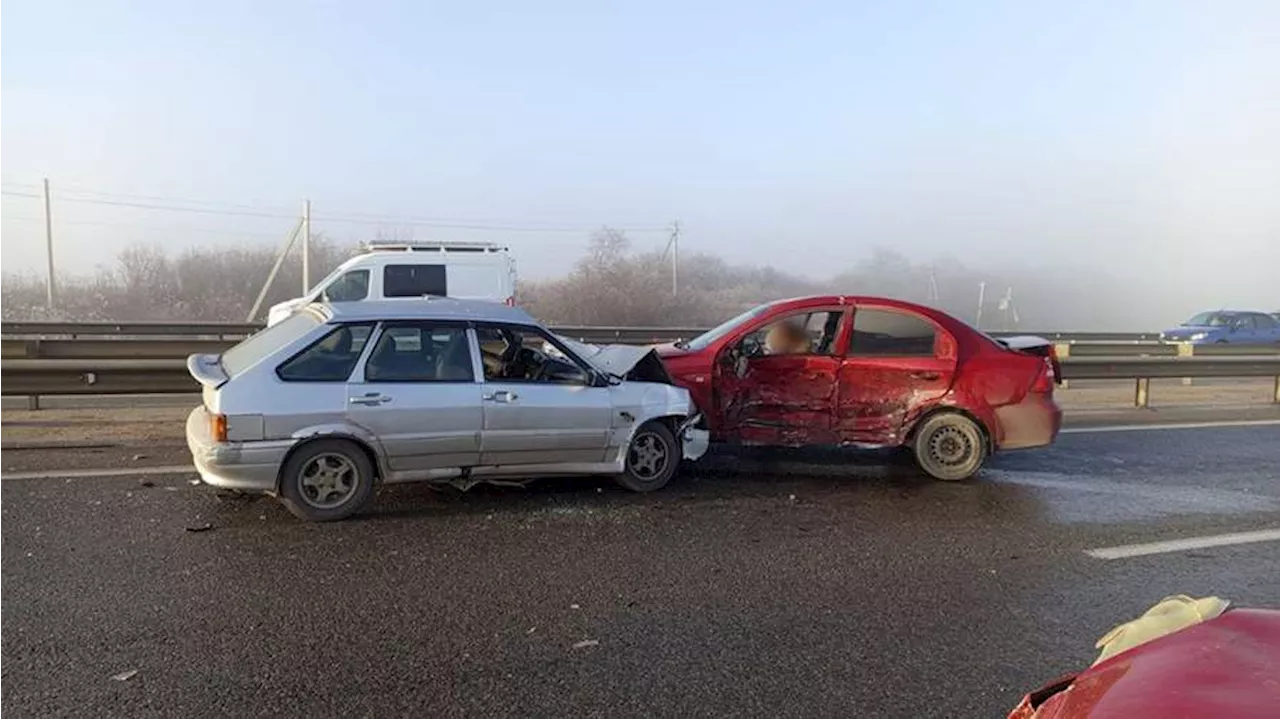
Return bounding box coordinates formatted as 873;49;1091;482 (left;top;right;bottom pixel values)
187;353;230;389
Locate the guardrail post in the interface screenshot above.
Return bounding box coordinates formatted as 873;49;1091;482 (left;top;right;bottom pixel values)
1177;342;1194;385
27;394;41;411
1134;378;1150;408
1274;375;1279;404
1054;343;1071;389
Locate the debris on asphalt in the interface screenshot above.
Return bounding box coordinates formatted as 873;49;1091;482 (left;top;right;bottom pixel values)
185;523;214;533
111;669;139;682
571;639;599;649
570;604;580;610
188;479;201;486
132;454;147;461
527;626;537;634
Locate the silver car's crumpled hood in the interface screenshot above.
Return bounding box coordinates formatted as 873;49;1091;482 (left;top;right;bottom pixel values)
547;337;647;373
577;343;654;375
548;336;675;385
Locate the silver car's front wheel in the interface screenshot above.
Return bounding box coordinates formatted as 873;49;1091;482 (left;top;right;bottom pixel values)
279;439;375;522
615;421;679;493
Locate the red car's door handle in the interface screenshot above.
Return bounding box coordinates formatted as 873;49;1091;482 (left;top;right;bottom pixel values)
910;371;942;381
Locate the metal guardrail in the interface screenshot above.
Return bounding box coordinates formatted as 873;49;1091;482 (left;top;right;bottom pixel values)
7;337;1278;361
0;322;708;347
2;321;1164;343
4;355;1278;408
1;321;265;338
3;322;1278;409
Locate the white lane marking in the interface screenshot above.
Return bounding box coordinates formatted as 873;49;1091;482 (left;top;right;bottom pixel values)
1062;419;1280;434
1;465;195;481
1086;528;1280;560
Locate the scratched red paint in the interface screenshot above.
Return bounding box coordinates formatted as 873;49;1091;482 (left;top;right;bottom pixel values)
657;295;1061;454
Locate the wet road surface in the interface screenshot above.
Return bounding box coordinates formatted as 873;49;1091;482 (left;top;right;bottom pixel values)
3;424;1278;717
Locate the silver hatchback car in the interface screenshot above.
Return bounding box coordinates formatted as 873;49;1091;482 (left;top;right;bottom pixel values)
186;299;709;521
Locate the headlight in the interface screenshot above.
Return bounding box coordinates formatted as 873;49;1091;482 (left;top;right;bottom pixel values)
1190;332;1207;341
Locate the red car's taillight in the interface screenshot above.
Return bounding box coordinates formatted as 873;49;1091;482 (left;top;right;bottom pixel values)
1032;355;1057;393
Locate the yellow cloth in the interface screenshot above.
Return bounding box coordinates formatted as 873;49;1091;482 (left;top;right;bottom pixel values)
1092;595;1230;666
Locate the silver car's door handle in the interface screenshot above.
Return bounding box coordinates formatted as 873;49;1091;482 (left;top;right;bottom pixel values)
482;390;518;403
350;393;392;406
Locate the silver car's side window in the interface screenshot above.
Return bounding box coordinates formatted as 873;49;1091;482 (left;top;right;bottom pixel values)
474;323;593;385
363;322;475;382
276;323;375;382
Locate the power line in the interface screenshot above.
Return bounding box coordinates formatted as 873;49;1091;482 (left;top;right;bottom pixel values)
4;184;671;233
4;189;667;233
37;194;298;219
48;186;297;213
1;213;286;239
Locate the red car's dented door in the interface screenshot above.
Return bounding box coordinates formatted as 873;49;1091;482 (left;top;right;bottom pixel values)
715;353;841;446
836;307;958;445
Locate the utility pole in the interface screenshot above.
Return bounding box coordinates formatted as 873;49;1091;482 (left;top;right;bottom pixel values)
302;199;312;293
43;178;56;308
670;220;680;297
246;218;304;322
975;281;986;329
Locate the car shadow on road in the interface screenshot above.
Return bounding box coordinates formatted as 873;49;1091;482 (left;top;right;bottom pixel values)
350;445;946;524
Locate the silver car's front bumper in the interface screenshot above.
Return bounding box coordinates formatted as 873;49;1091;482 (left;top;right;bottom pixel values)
679;414;710;461
185;407;294;494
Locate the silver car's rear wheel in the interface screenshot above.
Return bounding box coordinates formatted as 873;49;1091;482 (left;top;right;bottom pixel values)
297;453;360;509
615;421;679;493
279;439;375;522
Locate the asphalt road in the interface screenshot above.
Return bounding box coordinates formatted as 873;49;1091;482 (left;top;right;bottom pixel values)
3;424;1279;718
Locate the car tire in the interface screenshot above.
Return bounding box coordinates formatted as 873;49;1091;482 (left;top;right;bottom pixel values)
912;413;987;481
278;439;376;522
615;421;679;493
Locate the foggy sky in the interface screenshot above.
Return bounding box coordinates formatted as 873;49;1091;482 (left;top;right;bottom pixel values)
2;0;1277;323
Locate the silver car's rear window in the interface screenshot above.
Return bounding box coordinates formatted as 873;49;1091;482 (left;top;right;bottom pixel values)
221;313;322;377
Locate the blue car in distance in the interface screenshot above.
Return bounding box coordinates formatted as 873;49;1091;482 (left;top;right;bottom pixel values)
1160;310;1280;344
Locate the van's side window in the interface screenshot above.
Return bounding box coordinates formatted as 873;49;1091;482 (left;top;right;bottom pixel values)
384;265;447;298
322;270;370;302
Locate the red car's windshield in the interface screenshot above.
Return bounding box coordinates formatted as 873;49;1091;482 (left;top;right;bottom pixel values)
682;303;774;351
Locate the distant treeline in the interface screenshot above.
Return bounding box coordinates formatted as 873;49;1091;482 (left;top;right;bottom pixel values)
1;230;1145;330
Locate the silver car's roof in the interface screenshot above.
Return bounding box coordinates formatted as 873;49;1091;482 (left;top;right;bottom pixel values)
313;298;539;325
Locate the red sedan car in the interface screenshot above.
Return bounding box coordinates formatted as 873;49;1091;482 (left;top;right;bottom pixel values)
655;295;1062;480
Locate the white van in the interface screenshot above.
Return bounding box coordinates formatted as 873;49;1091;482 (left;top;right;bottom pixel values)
266;241;517;326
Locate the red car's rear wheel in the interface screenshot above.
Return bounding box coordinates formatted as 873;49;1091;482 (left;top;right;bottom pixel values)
912;413;987;481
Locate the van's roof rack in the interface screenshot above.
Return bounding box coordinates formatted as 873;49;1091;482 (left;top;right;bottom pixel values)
361;240;509;253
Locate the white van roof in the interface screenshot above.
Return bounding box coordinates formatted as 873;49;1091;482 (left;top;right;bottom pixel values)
360;240;510;253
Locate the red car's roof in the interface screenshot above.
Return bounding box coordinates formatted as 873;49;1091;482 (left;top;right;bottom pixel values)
1010;608;1280;718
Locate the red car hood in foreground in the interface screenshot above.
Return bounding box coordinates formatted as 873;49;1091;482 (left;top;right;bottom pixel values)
1010;599;1280;718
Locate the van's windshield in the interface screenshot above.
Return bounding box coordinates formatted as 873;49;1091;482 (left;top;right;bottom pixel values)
221;312;323;376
